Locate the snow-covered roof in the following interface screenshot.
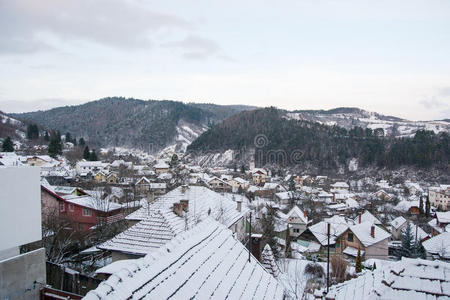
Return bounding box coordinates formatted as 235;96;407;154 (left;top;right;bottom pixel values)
390;216;407;230
286;205;308;224
103;186;246;255
153;160;169;169
0;152;23;166
354;210;382;225
436;212;450;224
263;182;282;190
326;258;450;300
423;232;450;259
343;246;364;257
85;219;285;300
275;191;294;201
149;182;166;189
307;217;350;246
232;177;248;184
136;176;150;184
63;194;122;212
331;182;349;189
349;221;391;248
252;168;267;175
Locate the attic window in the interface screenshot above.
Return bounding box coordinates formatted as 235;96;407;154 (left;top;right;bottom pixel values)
348;233;354;242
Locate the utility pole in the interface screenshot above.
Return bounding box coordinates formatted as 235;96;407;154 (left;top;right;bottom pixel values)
327;222;330;293
248;212;252;262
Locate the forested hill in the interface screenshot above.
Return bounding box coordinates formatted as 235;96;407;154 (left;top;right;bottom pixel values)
11;97;255;150
187;107;450;170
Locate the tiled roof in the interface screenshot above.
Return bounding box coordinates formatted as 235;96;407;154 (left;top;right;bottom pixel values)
102;186;246;255
85;219;285;300
325;258;450;300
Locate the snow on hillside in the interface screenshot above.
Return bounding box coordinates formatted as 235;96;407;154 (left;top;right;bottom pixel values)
285;109;450;137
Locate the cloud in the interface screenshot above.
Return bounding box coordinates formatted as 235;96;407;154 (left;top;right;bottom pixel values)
0;98;87;113
419;97;446;109
0;0;193;54
162;35;221;60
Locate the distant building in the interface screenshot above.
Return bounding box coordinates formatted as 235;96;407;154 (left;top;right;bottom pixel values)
429;185;450;211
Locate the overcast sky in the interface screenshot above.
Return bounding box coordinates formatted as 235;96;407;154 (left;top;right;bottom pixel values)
0;0;449;120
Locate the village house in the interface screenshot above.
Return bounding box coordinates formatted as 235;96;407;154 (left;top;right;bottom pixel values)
208;176;232;192
99;185;248;261
153;160;170;174
94;171;107;182
228;177;249;192
374;189;393;201
275;191;295;205
135;176;151;194
389;216;408;240
106;172;119;184
252;168;267;185
337;221;391;260
404;180;424;195
285;205;310;237
297;215;351;255
41;183;124;232
330;181;350;193
86;219;285;300
429;185;450;211
26;155;57;167
428;211;450;235
75;160;109;176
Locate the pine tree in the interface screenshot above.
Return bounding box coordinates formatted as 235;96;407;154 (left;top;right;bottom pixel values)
170;154;179;167
397;223;413;259
288;176;296;192
262;206;279;258
355;247;362;273
48;136;62;158
89;149;98;161
26;124;39;139
240;165;246;174
83;146;90;160
79;138;85;146
2;137;14;152
44;131;50;141
65;132;72;143
425;197;431;217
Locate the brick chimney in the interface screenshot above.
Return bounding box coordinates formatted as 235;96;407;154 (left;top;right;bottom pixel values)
236;199;242;212
370;225;375;238
173;202;183;217
303;210;307;218
250;234;262;262
180;199;189;212
358;214;362;224
181;184;188;193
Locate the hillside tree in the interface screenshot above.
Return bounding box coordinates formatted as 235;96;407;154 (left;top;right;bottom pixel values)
2;136;14;152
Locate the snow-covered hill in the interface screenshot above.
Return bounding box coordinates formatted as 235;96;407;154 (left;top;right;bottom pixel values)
285;107;449;137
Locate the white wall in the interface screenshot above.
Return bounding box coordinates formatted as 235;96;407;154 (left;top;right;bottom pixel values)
0;167;41;252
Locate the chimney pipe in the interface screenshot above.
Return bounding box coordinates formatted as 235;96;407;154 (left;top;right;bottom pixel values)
236;199;242;212
180;199;189;212
370;225;375;238
303;210;307;218
147;192;154;203
181;184;188;193
173;203;183;217
358;214;361;224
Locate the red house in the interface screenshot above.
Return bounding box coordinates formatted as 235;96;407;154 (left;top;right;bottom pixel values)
41;185;124;232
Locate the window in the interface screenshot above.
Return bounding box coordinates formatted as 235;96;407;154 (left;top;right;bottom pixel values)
69;204;74;212
82;208;91;216
60;203;65;212
293;228;300;233
347;233;354;242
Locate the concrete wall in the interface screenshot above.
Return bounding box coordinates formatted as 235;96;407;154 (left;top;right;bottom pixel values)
0;248;46;300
